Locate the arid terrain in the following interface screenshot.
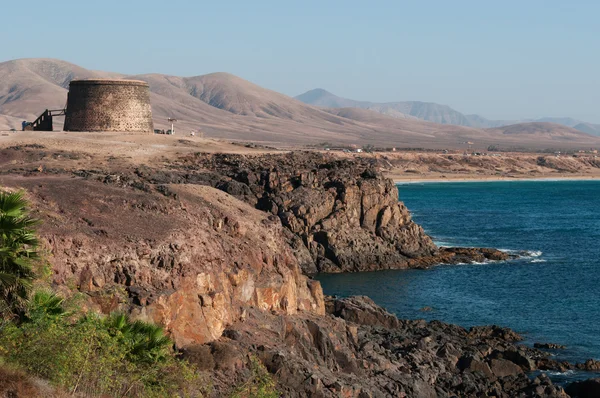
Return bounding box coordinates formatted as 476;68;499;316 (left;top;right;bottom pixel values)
368;151;600;182
3;132;599;396
296;88;600;134
4;130;600;183
2;58;600;152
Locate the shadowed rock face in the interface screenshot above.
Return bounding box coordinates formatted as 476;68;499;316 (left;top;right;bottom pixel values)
177;152;439;273
4;147;507;275
565;378;600;398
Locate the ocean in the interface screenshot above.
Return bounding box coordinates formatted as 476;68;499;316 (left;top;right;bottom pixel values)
316;180;600;380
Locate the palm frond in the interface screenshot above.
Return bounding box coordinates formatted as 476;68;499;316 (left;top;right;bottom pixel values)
0;191;29;217
0;190;39;318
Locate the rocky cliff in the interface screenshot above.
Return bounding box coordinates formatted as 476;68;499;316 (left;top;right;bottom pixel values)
134;151;505;273
1;145;580;397
180;152;439;273
1;175;324;347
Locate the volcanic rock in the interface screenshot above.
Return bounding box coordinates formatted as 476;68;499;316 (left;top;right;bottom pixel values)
534;343;567;350
2;177;324;347
565;378;600;398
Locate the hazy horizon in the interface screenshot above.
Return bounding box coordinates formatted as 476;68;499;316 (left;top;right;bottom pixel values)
2;0;598;123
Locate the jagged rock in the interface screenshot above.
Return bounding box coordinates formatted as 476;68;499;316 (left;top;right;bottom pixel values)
325;296;400;329
459;356;495;380
576;359;600;371
214;299;570;397
4;178;325;347
174;152;515;274
489;358;524;377
534;343;567;350
468;325;524;342
185;152;439;273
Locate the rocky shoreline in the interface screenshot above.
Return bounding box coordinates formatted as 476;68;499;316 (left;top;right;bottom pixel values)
0;146;598;396
183;293;598;397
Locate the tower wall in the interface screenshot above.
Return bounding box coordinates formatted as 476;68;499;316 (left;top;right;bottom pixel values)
64;79;153;133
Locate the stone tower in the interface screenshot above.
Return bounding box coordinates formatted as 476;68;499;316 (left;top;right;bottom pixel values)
63;79;153;133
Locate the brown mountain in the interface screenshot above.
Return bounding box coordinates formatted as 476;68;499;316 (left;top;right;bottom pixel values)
1;58;599;150
485;122;593;140
297;89;600;136
0;58;119;122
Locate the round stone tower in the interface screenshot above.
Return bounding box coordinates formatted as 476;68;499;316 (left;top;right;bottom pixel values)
64;79;153;133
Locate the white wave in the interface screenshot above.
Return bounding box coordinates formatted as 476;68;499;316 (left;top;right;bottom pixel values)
530;259;547;263
434;241;457;247
499;249;543;258
543;369;575;377
444;260;492;266
497;248;520;254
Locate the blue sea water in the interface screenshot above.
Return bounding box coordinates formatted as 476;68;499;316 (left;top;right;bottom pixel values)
316;180;600;375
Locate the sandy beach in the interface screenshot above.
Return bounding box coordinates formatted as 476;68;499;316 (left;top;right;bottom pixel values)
392;173;600;183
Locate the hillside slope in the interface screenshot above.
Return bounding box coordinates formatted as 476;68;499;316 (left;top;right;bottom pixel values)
296;88;476;125
485;122;593;140
296;88;600;136
0;59;118;122
1;58;599;150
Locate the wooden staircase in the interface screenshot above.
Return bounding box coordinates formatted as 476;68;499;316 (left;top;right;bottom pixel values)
29;109;66;131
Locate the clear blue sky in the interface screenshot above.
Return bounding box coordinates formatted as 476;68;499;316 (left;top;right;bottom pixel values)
2;0;599;122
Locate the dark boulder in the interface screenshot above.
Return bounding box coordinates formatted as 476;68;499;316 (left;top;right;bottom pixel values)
534;342;567;350
325;296;401;329
565;378;600;398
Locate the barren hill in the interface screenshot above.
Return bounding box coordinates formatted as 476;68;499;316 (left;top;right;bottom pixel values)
184;72;316;118
485;122;593;140
296;88;380;110
296;88;600;136
296;88;472;125
0;58;118;122
573;122;600;136
1;58;600;150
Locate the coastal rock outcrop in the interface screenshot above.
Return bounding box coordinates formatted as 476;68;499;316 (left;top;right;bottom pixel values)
197;295;570;397
2;176;324;347
2;146;579;397
8;147;510;274
174;152;493;273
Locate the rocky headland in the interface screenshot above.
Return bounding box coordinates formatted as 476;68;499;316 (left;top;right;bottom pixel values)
0;140;596;397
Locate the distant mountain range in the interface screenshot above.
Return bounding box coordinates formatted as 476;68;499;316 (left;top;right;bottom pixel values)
1;58;599;150
295;89;600;136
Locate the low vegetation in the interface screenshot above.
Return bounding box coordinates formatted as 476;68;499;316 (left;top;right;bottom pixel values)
231;356;279;398
0;190;208;397
0;189;280;397
1;304;206;396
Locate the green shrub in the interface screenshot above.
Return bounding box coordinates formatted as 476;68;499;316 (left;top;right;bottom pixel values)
231;356;279;398
0;310;208;397
102;312;172;364
26;290;69;322
0;191;210;397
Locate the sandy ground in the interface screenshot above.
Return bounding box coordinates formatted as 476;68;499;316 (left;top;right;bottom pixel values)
2;132;600;183
0;131;283;164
